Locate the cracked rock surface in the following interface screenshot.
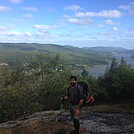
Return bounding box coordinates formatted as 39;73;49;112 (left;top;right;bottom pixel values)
80;111;134;134
0;108;134;134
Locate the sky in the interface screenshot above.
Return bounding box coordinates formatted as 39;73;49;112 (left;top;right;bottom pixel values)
0;0;134;49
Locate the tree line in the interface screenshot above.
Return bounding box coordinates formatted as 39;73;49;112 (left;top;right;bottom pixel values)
0;54;134;123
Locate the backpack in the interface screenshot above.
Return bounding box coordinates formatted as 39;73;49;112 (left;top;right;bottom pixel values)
77;81;94;106
77;81;89;101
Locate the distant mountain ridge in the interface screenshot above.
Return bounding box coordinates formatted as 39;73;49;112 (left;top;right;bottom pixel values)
0;42;130;53
84;46;128;53
0;43;132;67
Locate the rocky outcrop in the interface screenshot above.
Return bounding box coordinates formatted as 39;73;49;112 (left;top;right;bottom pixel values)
0;110;86;134
0;106;134;134
0;120;73;134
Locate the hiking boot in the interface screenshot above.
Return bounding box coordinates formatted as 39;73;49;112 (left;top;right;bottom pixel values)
69;130;78;134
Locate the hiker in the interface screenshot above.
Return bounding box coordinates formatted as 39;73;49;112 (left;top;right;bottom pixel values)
61;76;84;134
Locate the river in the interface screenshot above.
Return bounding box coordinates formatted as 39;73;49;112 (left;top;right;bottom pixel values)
89;53;134;77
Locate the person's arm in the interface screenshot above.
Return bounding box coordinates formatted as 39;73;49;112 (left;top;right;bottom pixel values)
61;86;70;101
78;99;84;108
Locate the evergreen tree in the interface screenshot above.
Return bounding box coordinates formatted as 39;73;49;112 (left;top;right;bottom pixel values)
97;57;134;102
81;67;89;79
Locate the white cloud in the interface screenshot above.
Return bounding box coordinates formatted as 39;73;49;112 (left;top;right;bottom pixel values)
105;19;115;25
0;31;34;43
105;19;120;25
8;0;22;3
0;6;11;11
22;13;33;18
113;27;118;31
33;24;57;32
64;5;83;11
22;7;38;12
66;18;92;26
6;31;22;36
0;29;133;49
76;10;123;18
35;31;53;38
119;5;130;10
119;2;134;15
24;32;32;36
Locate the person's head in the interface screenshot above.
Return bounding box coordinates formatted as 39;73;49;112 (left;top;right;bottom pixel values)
69;75;77;87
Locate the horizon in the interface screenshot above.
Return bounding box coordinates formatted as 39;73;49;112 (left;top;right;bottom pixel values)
1;42;133;50
0;0;134;49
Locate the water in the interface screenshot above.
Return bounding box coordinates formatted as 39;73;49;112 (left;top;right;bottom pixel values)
89;65;108;77
89;53;134;77
115;53;134;67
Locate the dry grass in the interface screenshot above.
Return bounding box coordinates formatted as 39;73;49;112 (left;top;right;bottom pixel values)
88;103;134;114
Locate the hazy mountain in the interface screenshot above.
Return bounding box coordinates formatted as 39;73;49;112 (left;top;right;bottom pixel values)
0;43;130;53
0;43;132;67
84;46;128;53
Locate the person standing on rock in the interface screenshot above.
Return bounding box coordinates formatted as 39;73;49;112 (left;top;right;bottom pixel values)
61;76;84;134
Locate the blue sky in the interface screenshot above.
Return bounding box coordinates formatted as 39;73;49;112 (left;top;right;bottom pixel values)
0;0;134;49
